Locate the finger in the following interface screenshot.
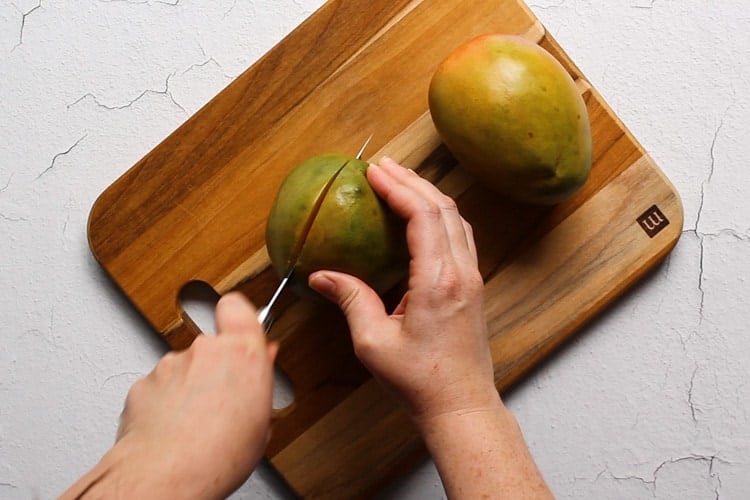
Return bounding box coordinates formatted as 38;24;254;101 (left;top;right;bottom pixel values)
116;413;129;441
367;161;451;274
391;291;409;316
154;350;183;375
267;341;279;364
309;271;400;368
215;292;263;338
377;159;480;270
435;196;471;258
463;218;479;266
380;158;472;257
309;271;390;339
376;157;475;263
376;157;449;210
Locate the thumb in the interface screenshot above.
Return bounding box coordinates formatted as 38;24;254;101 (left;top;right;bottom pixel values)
309;271;388;335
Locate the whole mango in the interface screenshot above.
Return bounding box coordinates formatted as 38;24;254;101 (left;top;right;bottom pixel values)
428;34;592;205
265;154;408;296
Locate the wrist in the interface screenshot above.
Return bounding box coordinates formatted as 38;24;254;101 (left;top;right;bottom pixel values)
410;385;553;499
62;438;224;500
409;377;504;431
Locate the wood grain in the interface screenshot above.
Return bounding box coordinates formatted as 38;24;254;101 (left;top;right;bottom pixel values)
87;0;683;497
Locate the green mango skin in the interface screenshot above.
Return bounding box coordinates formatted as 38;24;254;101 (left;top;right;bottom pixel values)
265;154;408;296
429;34;592;205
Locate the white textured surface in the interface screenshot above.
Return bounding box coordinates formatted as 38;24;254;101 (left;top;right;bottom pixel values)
1;1;748;498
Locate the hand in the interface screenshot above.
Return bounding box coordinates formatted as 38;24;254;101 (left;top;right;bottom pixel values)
62;292;277;500
309;157;497;423
309;159;553;499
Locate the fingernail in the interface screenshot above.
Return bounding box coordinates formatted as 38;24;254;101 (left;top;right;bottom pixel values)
407;168;418;176
367;163;383;181
220;291;248;306
380;156;396;167
309;272;337;301
267;341;280;363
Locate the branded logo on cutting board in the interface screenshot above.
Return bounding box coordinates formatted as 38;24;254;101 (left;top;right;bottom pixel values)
637;205;669;238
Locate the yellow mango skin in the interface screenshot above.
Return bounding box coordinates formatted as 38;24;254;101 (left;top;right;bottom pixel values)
429;34;592;205
265;154;408;296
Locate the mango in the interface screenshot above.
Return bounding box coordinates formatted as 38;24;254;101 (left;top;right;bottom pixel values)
265;154;408;296
428;34;592;205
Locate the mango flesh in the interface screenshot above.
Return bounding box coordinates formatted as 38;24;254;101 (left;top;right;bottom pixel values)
265;154;408;296
428;34;592;205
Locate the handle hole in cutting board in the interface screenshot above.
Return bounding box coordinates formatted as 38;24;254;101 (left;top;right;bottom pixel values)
179;281;296;411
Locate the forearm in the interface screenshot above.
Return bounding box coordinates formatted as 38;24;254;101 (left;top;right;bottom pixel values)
60;441;225;500
416;393;553;499
60;456;115;500
61;446;147;500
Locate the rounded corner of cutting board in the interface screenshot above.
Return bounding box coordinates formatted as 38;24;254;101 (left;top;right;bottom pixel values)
86;180;118;266
637;154;686;257
661;165;686;237
666;190;686;250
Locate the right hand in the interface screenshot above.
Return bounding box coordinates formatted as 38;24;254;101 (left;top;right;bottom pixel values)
309;157;498;423
61;293;277;500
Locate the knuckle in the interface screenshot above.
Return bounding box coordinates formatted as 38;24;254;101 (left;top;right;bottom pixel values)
352;333;376;362
462;218;474;236
190;334;208;350
439;194;458;212
160;351;179;366
338;285;360;315
155;349;184;375
188;334;216;359
435;264;483;300
418;199;442;220
466;270;485;295
435;264;462;298
239;341;261;362
125;377;147;405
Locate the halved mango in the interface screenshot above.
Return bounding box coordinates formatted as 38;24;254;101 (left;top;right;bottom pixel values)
265;154;408;296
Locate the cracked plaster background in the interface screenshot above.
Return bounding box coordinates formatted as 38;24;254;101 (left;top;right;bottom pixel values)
1;1;748;498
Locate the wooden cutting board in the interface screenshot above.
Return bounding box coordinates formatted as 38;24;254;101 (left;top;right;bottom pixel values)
87;0;683;497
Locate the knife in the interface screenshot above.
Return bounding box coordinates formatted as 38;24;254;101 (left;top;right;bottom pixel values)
256;268;293;332
256;135;374;332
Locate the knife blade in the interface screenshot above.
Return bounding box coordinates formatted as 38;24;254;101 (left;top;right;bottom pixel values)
256;268;293;332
